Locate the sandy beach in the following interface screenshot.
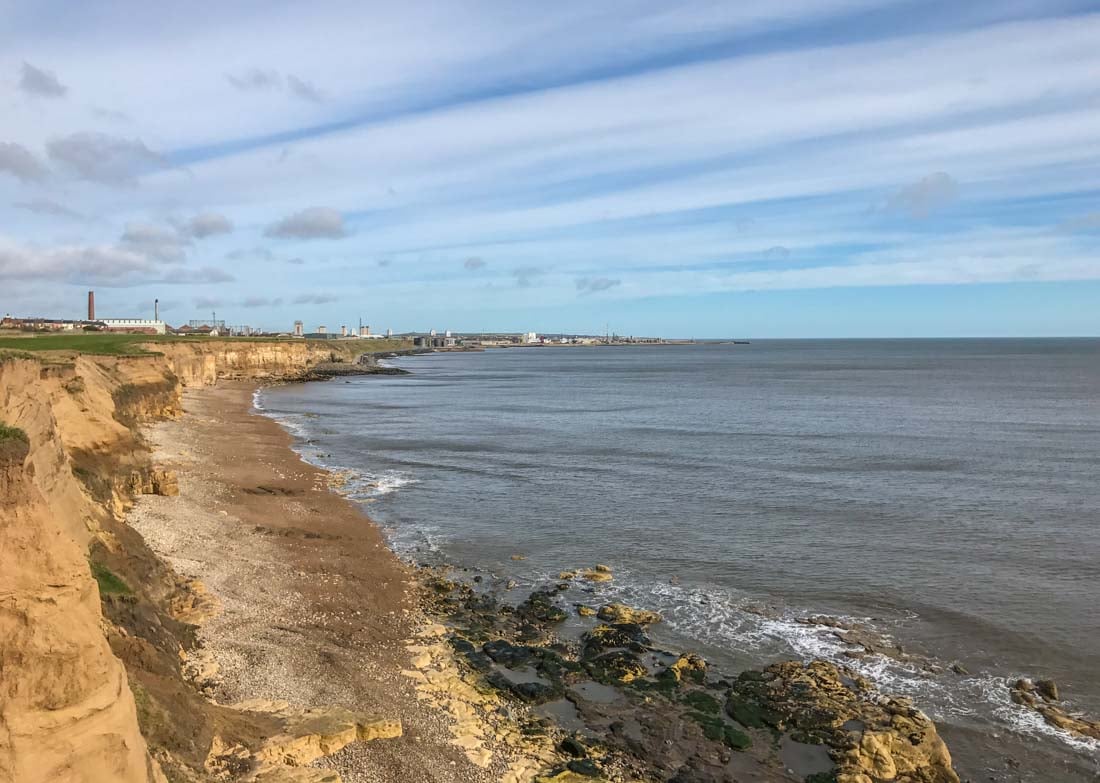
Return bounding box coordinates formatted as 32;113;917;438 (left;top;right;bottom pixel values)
127;382;526;782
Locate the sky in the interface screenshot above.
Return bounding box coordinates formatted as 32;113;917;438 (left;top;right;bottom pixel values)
1;0;1098;338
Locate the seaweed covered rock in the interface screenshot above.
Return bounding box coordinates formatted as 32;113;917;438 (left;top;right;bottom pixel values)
589;649;648;684
664;653;707;684
596;603;662;625
728;661;959;783
518;588;569;624
582;624;651;656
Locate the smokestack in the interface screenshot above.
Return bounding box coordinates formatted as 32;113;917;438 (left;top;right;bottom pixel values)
87;291;95;321
154;298;159;322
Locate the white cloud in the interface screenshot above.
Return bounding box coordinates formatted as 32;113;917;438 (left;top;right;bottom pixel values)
575;276;621;293
12;199;85;220
265;207;347;239
46;132;162;186
186;212;234;238
887;173;959;219
19;61;67;98
0;142;47;182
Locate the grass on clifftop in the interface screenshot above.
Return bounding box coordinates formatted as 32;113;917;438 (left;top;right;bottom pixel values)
0;333;413;357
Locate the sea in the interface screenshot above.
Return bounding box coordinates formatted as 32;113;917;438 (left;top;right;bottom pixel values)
256;339;1100;780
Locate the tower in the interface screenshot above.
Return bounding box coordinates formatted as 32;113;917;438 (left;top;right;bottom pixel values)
293;320;304;337
87;291;95;321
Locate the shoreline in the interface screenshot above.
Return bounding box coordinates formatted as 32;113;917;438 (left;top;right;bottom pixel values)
128;378;971;783
252;364;1100;783
128;382;536;782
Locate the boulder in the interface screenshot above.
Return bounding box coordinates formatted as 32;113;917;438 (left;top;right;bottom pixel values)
596;603;661;625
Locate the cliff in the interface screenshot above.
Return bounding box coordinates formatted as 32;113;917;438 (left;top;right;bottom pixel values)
0;340;407;783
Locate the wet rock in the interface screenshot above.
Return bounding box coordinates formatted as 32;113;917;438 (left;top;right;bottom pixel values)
1035;678;1059;702
590;649;648;684
485;670;563;704
565;758;602;776
949;663;969;676
580;565;613;583
1008;679;1100;741
559;736;587;758
596;603;662;625
582;624;651;659
728;661;959;782
664;653;707;684
575;604;597;617
483;639;536;668
518;589;569;624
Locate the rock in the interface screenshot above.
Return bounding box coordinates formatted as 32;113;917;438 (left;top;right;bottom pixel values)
575;605;597;617
580;569;612;583
517;589;568;624
511;554;527;561
559;736;587;758
1035;679;1059;701
590;649;648;684
582;624;651;656
243;702;402;767
596;603;662;625
565;758;602;776
559;571;577;580
485;670;562;704
727;661;959;783
1008;680;1100;741
664;653;707;684
949;663;969;676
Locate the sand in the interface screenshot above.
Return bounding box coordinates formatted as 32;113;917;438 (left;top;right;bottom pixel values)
126;382;512;783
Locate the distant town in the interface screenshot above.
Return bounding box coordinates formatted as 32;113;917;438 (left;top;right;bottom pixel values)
1;291;683;347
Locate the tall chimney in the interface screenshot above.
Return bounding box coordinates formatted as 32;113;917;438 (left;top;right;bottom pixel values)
87;291;95;321
154;298;159;321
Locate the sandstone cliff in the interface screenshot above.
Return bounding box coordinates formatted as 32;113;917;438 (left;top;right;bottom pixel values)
0;340;402;783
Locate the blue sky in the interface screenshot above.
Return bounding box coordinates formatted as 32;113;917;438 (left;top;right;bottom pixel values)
1;0;1098;337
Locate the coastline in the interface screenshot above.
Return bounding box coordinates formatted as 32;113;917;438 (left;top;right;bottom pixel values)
127;382;528;782
126;377;973;783
251;353;1100;783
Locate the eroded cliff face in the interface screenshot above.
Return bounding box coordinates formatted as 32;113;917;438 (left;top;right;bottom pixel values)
0;357;168;783
0;341;394;783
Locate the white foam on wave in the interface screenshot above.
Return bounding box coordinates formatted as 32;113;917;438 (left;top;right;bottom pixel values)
344;470;420;500
251;388;265;411
597;568;1100;758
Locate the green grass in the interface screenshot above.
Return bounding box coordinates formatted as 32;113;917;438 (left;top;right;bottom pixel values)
0;332;413;357
90;560;132;596
0;333;166;355
0;422;29;444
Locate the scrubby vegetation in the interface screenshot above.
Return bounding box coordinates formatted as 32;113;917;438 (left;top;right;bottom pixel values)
90;560;133;596
0;422;29;444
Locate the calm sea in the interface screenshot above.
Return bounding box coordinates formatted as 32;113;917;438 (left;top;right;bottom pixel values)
258;340;1100;779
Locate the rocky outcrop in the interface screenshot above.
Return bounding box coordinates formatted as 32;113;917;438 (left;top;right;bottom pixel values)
596;603;661;625
1010;679;1100;742
729;661;959;783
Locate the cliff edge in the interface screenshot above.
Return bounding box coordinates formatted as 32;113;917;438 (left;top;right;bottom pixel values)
0;339;401;783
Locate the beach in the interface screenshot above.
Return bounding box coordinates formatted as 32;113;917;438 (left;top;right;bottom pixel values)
126;382;513;782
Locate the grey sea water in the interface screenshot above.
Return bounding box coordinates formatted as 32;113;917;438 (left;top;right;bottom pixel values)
258;340;1100;779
